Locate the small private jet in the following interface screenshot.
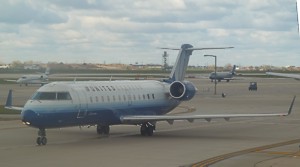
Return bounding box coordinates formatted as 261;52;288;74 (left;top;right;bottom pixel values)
209;65;236;82
6;44;295;146
6;68;50;86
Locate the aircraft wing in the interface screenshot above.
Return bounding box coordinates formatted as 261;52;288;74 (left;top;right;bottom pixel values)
121;96;295;124
5;79;17;82
4;106;23;111
266;72;300;79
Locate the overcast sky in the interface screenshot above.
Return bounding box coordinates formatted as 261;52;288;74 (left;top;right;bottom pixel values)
0;0;299;67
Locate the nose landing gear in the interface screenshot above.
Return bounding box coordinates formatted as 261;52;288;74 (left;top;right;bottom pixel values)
36;128;47;146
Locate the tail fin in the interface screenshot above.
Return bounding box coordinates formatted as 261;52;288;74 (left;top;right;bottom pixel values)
5;89;13;108
230;65;236;75
45;67;50;75
161;44;233;82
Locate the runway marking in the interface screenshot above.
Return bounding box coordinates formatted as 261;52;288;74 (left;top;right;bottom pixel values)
189;139;300;167
257;150;300;156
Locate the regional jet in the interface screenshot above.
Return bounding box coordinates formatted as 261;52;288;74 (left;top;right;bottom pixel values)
209;65;236;82
5;44;295;146
6;68;50;86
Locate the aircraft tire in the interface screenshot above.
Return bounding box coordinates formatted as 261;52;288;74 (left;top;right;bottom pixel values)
103;126;110;135
146;126;154;136
41;137;47;145
97;125;110;135
36;136;47;146
140;125;147;136
36;137;41;145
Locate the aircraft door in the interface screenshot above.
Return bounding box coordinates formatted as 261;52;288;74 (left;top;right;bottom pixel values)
125;89;132;106
73;88;88;118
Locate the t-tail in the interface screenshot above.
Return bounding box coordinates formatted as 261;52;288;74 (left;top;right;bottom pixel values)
45;67;50;76
161;44;234;82
230;65;236;75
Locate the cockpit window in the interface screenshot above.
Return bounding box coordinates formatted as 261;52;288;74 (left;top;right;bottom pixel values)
57;92;72;100
32;92;72;100
32;92;56;100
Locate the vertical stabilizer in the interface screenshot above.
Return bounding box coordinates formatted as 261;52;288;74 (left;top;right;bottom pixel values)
45;67;50;75
169;44;194;81
5;89;13;107
230;65;236;75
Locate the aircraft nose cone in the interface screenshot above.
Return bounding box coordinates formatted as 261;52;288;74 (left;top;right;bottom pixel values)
21;110;38;123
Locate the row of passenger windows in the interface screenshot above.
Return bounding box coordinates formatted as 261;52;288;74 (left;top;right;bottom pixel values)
85;85;143;92
32;92;72;100
89;93;155;103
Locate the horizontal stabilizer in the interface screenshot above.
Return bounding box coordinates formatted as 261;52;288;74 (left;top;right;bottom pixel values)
159;47;234;51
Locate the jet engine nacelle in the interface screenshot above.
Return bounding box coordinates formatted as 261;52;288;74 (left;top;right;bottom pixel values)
169;81;196;101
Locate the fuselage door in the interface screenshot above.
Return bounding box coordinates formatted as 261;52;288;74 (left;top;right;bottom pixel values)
125;87;132;106
73;88;88;118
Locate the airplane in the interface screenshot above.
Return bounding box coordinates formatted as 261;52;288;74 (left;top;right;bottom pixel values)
6;68;50;86
209;65;236;82
5;44;295;146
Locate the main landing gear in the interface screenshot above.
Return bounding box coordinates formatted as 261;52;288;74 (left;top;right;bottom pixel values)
36;128;47;146
140;123;155;136
97;125;110;135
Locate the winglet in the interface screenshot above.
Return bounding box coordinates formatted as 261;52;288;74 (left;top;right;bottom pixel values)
287;96;296;116
5;89;13;108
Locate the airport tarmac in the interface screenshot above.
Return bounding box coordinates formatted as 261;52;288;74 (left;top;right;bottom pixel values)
0;76;300;167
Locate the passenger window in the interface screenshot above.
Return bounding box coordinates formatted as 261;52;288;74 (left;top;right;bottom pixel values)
89;86;95;91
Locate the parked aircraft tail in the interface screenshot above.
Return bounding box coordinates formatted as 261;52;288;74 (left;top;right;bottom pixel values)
45;67;50;75
230;65;236;75
161;44;233;82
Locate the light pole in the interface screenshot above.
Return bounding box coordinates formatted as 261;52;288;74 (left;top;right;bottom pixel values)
204;55;217;95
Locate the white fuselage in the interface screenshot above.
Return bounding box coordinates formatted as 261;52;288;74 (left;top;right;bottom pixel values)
22;80;180;128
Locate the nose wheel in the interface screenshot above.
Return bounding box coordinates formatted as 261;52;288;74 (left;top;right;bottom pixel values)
36;128;47;146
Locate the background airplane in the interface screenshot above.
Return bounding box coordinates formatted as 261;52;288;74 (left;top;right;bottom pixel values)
209;65;236;82
6;68;50;86
5;44;295;146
